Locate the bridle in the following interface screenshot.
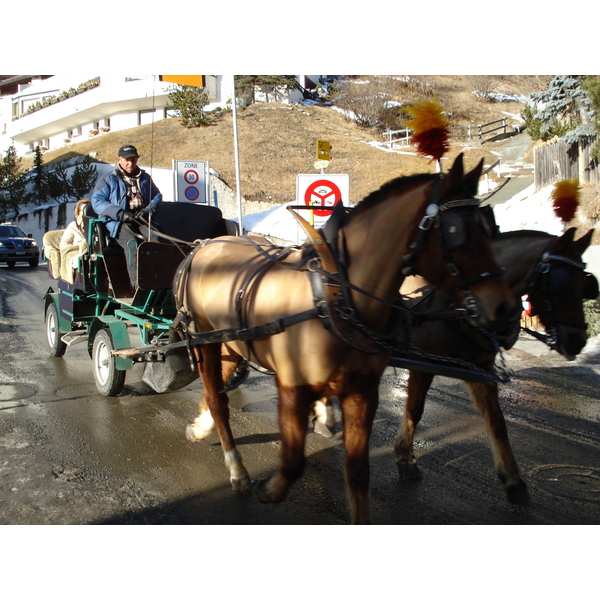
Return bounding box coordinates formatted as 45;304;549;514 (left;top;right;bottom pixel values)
399;178;504;319
524;246;599;348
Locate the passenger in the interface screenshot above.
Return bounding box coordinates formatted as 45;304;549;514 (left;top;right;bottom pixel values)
60;198;91;250
91;144;162;289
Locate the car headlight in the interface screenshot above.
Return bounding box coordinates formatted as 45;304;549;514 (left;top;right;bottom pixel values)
31;240;38;247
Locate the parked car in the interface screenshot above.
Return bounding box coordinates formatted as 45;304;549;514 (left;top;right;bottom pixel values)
0;223;40;268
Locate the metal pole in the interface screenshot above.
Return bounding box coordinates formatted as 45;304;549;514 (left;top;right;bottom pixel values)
232;75;243;235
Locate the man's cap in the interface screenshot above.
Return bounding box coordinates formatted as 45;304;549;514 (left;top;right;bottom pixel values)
118;145;139;158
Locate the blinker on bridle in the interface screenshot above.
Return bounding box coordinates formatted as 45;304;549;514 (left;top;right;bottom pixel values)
529;250;599;335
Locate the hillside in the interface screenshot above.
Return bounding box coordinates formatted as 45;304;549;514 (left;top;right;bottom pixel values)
27;75;544;206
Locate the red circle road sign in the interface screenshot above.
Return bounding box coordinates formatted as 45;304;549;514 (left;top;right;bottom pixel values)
184;186;200;201
184;169;199;185
304;179;342;216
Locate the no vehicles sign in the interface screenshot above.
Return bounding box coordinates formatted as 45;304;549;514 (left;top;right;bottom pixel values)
173;160;209;204
296;174;350;223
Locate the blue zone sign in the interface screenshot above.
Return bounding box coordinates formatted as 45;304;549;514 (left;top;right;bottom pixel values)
174;160;209;204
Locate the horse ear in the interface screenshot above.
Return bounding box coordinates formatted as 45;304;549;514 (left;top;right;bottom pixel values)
574;228;595;255
463;158;484;196
554;227;577;252
445;153;464;190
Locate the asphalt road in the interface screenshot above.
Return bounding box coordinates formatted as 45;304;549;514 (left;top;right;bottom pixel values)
1;262;600;526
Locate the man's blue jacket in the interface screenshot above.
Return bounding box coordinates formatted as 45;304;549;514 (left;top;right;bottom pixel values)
91;167;162;237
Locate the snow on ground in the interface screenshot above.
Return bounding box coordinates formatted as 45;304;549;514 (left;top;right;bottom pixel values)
492;183;563;236
243;180;565;242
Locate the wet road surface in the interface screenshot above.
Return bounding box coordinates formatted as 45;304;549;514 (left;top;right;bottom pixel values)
1;263;600;525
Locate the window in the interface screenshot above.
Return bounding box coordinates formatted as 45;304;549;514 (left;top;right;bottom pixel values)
139;110;155;126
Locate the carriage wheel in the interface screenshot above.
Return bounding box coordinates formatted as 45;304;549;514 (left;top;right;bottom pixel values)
45;303;67;358
92;328;126;396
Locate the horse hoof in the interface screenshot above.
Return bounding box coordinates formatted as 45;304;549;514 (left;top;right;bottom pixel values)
396;457;423;480
506;479;530;506
231;476;253;495
254;478;287;504
314;420;334;438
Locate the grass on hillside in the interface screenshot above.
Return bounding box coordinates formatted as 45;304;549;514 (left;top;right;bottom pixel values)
30;102;503;205
24;76;555;205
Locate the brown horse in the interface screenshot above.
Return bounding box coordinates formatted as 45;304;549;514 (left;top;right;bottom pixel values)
177;153;518;524
392;227;596;504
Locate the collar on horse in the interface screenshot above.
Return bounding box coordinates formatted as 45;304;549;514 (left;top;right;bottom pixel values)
289;204;410;355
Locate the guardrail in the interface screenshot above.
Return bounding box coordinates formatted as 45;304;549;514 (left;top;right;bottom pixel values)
383;118;509;148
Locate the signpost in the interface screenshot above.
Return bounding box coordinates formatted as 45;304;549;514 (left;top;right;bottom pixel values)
173;160;209;204
316;139;332;161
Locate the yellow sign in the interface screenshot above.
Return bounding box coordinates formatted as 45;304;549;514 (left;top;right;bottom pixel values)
316;139;331;161
160;75;206;87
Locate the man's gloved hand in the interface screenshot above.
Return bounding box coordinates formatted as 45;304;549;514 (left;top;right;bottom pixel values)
120;210;134;223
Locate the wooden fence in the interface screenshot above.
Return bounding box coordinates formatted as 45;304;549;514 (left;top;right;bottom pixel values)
534;135;599;191
383;118;510;149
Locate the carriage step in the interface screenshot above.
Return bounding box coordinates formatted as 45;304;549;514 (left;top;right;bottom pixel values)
61;331;87;346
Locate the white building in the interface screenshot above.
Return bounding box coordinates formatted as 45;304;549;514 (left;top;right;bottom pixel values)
0;75;239;155
0;75;326;156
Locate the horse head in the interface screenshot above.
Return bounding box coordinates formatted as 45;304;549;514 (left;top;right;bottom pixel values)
527;227;597;360
410;153;520;335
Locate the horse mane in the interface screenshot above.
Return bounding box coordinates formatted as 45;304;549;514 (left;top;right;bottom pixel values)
496;229;555;241
348;172;438;222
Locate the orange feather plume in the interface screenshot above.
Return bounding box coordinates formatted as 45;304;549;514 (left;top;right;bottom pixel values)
405;96;450;162
551;179;580;223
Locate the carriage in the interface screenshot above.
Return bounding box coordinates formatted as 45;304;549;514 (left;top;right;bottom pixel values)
43;201;238;396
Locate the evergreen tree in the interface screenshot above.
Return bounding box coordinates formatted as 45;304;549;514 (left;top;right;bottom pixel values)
167;84;210;128
582;75;600;162
0;145;29;219
44;161;72;203
524;76;593;141
32;146;49;206
70;155;98;200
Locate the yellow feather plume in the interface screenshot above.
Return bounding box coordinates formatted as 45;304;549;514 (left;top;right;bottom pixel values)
405;96;450;161
551;179;580;223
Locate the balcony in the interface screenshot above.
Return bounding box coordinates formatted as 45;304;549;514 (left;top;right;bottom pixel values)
6;76;172;149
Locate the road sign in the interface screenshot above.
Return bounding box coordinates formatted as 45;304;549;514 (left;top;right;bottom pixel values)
316;139;331;161
173;160;209;204
296;174;350;223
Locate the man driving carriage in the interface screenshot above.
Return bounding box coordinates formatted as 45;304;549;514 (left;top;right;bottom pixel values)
91;144;162;289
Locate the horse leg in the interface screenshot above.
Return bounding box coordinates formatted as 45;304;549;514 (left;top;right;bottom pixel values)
186;346;215;441
339;379;379;525
186;347;241;442
189;343;252;494
394;370;434;480
312;397;336;438
465;381;530;505
256;381;313;504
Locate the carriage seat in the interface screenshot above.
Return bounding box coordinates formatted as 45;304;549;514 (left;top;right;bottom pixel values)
42;229;89;284
157;202;231;241
42;230;64;279
82;203;123;256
